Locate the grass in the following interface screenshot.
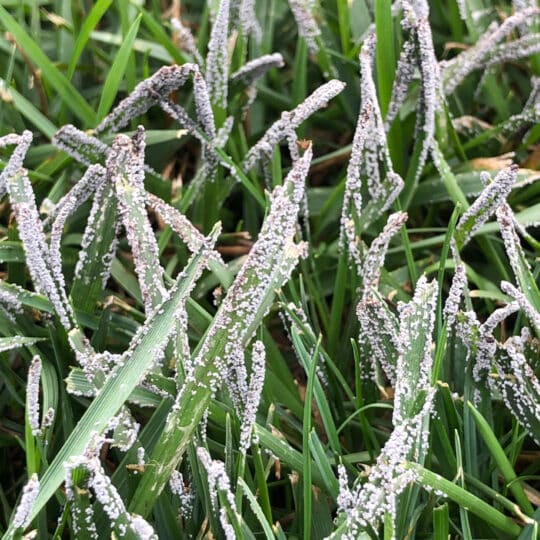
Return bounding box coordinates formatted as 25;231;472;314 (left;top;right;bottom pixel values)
0;1;539;538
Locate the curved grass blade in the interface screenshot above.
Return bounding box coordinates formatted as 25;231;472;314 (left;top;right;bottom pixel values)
455;166;517;250
0;81;57;138
146;192;225;268
441;8;540;94
243;80;345;170
52;124;168;192
52;125;109;166
236;477;275;540
94;64;199;134
65;366;162;408
230;53;284;89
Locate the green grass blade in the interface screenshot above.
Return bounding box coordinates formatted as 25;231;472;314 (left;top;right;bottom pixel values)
65;367;162;408
336;0;350;54
453;430;472;540
137;6;187;65
302;334;320;540
308;431;339;499
253;425;326;489
65;466;96;540
408;462;524;537
433;503;449;540
249;441;273;527
289;322;340;453
96;14;142;122
0;82;57;138
237;478;275;540
467;402;534;516
0;6;97;126
374;0;395;117
327;250;348;359
66;0;113;80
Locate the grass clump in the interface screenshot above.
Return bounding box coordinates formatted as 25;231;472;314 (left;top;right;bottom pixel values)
0;0;539;538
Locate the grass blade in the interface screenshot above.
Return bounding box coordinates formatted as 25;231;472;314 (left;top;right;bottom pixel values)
455;166;516;249
433;503;449;540
408;462;524;537
0;81;57;138
69;183;118;314
66;0;114;80
96;14;142;121
467;401;534;516
107;128;166;312
0;6;97;126
237;477;274;540
302;334;320;540
0;336;43;352
497;204;540;313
